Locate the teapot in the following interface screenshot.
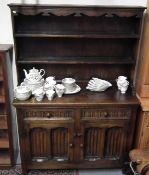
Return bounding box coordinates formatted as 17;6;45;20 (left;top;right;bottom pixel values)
23;67;45;83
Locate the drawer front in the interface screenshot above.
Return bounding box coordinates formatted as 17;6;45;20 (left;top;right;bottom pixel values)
81;107;132;120
22;108;74;120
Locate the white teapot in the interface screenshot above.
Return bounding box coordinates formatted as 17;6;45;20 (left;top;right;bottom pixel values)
23;67;45;83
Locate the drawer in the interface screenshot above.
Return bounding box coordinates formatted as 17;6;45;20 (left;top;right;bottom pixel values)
22;108;75;119
81;107;132;120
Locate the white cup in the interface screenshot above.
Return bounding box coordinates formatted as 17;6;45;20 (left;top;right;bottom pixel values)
46;76;55;82
62;78;76;92
35;94;44;101
55;84;65;98
46;89;55;101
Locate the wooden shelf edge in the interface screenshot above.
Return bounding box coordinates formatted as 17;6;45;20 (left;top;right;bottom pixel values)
17;56;135;65
14;33;140;39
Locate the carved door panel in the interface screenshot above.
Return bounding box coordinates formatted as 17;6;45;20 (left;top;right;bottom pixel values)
21;119;74;164
80;120;130;164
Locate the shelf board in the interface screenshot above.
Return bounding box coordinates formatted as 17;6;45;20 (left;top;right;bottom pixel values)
15;32;140;39
0;138;9;148
0;96;5;103
18;56;135;65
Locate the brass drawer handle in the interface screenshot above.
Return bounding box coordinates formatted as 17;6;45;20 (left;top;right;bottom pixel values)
103;112;109;117
69;143;73;148
80;144;83;148
77;133;82;137
46;113;53;118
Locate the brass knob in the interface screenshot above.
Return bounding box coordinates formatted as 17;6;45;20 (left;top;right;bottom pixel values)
73;133;77;137
80;144;83;148
46;113;52;118
69;143;73;148
77;133;82;137
104;112;108;117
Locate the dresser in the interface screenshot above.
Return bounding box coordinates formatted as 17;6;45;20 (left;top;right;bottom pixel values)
9;4;145;174
0;44;18;167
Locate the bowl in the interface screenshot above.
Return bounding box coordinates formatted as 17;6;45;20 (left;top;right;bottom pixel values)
14;86;31;101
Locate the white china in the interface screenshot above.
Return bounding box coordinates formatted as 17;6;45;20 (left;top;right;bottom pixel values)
35;94;45;101
32;87;45;96
55;84;65;97
46;89;55;101
62;78;76;92
86;78;112;91
116;76;129;94
44;79;56;91
14;85;31;101
23;67;45;83
46;76;55;83
64;84;81;94
21;78;44;92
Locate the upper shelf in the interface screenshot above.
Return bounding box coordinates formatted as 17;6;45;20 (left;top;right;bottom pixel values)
14;32;140;39
18;56;135;65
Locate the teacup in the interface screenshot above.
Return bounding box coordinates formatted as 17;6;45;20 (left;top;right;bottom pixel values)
46;76;55;83
55;84;65;98
62;78;76;92
35;94;45;101
46;89;55;101
32;88;45;101
44;82;56;91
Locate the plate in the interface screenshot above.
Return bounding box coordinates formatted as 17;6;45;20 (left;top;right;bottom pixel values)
64;84;81;94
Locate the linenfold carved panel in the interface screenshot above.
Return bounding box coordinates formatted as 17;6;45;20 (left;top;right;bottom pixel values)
84;127;126;160
29;127;69;161
81;108;131;119
105;127;125;159
23;109;74;119
84;127;105;159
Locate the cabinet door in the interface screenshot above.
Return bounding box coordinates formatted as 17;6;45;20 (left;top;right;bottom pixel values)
21;119;74;165
79;120;131;167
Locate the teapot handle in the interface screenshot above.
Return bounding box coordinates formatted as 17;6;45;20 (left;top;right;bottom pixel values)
40;69;45;77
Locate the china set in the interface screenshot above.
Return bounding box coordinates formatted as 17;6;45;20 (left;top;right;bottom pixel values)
14;67;129;101
14;67;81;101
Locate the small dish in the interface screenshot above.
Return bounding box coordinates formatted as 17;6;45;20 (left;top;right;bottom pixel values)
64;84;81;94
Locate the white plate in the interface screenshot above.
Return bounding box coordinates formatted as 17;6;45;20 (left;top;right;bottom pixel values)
64;84;81;94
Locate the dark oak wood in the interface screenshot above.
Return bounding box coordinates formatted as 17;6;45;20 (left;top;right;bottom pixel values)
9;4;145;175
0;45;18;168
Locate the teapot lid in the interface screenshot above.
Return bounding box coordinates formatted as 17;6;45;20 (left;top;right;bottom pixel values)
29;67;39;73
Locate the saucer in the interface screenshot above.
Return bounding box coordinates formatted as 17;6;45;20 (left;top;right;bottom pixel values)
64;84;81;94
